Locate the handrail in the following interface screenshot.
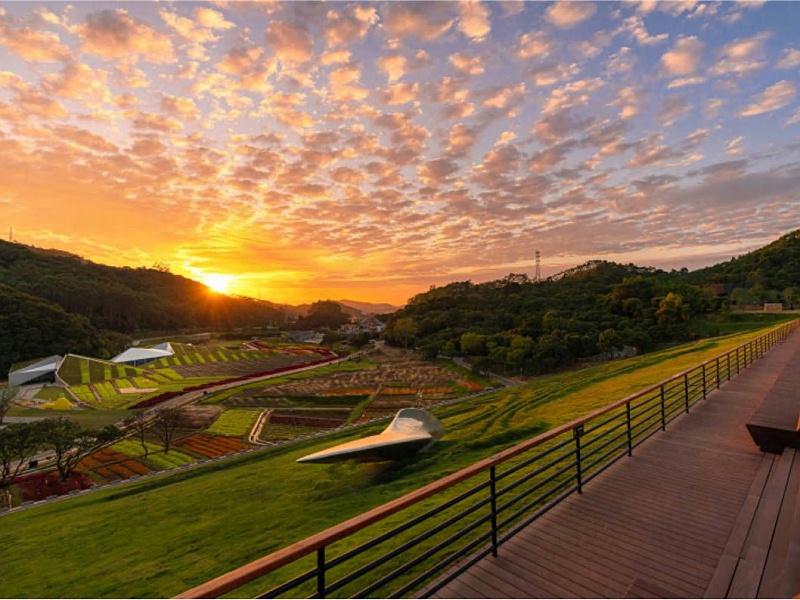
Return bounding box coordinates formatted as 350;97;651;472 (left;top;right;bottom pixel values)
177;320;798;599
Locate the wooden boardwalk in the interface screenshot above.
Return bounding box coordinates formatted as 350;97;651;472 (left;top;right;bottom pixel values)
431;329;800;599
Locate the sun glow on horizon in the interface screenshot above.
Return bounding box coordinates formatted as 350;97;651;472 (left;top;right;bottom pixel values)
199;273;234;294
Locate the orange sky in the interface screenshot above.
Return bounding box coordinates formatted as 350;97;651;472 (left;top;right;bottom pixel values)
2;2;799;306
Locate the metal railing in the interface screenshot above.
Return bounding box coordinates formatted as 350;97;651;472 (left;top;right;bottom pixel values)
176;321;797;599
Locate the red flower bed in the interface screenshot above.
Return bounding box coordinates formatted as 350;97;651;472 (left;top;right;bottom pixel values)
78;448;151;481
175;433;250;458
14;471;94;502
105;461;151;479
269;414;345;429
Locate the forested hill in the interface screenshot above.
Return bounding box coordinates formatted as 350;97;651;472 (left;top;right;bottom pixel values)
382;228;800;376
685;229;800;293
0;240;283;373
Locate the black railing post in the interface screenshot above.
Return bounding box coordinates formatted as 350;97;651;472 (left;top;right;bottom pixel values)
626;402;632;457
574;425;584;494
317;547;326;598
702;364;707;399
736;348;740;374
660;385;666;431
490;466;498;557
716;358;721;389
684;373;690;413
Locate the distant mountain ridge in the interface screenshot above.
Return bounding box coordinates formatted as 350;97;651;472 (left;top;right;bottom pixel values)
337;299;402;314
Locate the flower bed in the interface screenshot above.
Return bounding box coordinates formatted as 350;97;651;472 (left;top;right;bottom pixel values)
14;471;94;502
269;413;345;429
175;433;250;458
78;448;152;481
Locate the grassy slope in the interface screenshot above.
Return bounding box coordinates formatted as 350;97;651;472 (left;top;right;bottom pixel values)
0;325;785;598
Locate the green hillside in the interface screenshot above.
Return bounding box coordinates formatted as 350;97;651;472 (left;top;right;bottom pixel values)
685;228;800;303
0;324;785;598
0;239;284;374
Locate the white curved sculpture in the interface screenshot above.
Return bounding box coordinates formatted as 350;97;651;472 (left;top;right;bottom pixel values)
297;408;444;464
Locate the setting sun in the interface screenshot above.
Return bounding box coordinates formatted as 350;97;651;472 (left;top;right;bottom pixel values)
200;273;234;295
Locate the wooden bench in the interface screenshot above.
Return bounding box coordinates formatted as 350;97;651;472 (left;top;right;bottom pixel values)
746;377;800;454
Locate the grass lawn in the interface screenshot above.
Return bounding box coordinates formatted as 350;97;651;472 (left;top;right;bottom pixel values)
0;324;790;598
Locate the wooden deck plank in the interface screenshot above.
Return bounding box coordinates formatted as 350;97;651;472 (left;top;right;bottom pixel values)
429;327;800;599
704;453;775;599
505;522;706;596
518;516;713;591
542;499;728;564
758;449;800;598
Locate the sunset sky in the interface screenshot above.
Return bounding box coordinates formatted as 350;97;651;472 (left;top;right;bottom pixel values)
1;1;799;306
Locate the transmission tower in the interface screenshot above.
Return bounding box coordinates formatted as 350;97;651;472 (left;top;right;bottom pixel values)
534;250;541;282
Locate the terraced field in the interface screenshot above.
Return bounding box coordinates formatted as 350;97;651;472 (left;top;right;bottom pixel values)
48;342;337;410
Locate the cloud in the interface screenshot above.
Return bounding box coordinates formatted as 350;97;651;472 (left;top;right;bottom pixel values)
379;82;420;106
544;2;596;29
377;50;432;83
77;9;175;63
381;3;453;41
776;48;800;70
324;5;378;47
217;46;263;76
528;62;580;87
458;0;491;41
0;25;71;62
740;80;796;117
532;110;593;144
616;15;668;46
726;135;744;155
660;36;704;76
132;110;184;133
710;31;771;77
194;7;235;31
320;49;351;66
161;95;200;121
418;158;460;185
41;62;111;104
54;125;118;153
516;31;553;60
449;53;484;75
658;95;692;126
704;98;724;119
446;123;480;158
265;20;314;64
541;78;604;114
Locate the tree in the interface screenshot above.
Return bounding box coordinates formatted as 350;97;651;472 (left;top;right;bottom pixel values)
39;418;100;482
393;317;418;350
0;422;44;490
0;385;17;425
124;412;151;458
296;301;350;330
152;407;185;454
